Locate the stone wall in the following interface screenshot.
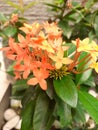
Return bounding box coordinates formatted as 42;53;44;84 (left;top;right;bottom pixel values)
0;0;53;23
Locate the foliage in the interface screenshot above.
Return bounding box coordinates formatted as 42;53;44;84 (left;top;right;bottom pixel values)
46;0;98;41
3;0;35;15
0;0;35;45
1;0;98;130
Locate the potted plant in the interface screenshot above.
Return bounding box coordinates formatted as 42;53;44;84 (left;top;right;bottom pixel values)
1;20;98;130
1;0;98;130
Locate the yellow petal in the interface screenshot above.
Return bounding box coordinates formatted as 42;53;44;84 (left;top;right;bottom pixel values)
57;48;64;58
62;58;73;65
55;62;62;69
40;40;54;53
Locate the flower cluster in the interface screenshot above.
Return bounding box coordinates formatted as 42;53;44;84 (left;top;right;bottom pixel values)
2;22;98;90
72;38;98;73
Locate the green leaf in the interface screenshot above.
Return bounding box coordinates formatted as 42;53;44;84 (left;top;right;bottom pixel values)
94;15;98;38
12;79;28;92
56;97;72;126
46;79;54;99
45;99;55;130
0;31;8;39
76;70;92;85
11;79;29;100
58;20;73;39
79;90;98;123
73;101;86;124
66;43;76;56
3;26;17;37
83;75;95;87
24;1;36;11
5;0;20;10
7;61;15;76
21;86;38;108
85;0;94;9
33;92;54;130
45;3;62;10
54;0;64;4
0;13;8;22
21;99;35;130
53;76;78;107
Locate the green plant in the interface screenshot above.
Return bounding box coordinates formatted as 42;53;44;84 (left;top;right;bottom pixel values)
1;1;98;130
46;0;98;41
0;0;35;45
3;0;35;16
1;21;98;130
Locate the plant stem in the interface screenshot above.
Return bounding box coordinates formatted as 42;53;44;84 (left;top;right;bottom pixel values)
19;0;24;16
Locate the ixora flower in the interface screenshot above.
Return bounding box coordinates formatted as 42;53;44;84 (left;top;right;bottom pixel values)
1;22;98;90
1;21;98;130
1;22;73;90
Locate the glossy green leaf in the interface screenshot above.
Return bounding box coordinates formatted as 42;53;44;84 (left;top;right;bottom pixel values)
21;99;35;130
79;90;98;123
53;76;78;107
56;97;72;126
33;92;54;130
45;100;55;130
76;69;92;85
3;26;17;37
83;75;95;87
46;79;54;99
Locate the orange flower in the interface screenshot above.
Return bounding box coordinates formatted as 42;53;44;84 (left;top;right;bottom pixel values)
1;21;76;90
27;68;49;90
19;22;41;35
43;21;62;36
14;71;21;79
10;14;18;24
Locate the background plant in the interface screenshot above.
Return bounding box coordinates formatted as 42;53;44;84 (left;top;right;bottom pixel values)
46;0;98;41
0;0;35;45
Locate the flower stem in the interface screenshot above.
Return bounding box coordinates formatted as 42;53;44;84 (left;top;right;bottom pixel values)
68;51;80;71
19;0;24;16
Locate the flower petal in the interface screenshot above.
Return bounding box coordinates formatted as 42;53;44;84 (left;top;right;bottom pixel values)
23;69;30;79
62;58;73;64
55;62;62;69
39;79;47;90
27;78;38;86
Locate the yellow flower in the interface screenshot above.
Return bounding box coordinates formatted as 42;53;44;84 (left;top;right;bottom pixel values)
72;38;98;61
49;47;73;69
19;22;41;35
39;40;55;53
90;62;98;73
72;38;96;52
